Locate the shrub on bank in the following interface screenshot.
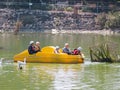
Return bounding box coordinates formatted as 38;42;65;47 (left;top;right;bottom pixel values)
95;11;120;30
105;11;120;29
65;7;73;12
95;13;107;29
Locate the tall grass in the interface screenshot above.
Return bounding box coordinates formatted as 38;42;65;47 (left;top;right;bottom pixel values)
89;42;119;62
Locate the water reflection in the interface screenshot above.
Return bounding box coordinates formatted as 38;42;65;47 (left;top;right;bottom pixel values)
15;63;84;90
82;63;120;90
52;64;83;90
0;61;120;90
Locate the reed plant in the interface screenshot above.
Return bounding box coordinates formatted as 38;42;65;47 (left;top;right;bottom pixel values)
89;42;119;62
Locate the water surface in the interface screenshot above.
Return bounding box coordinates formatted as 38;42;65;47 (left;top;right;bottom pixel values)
0;32;120;90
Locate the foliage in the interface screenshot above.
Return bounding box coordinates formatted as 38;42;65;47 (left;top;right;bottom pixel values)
105;11;120;29
95;13;107;29
65;7;73;12
82;6;91;12
89;42;119;62
95;11;120;29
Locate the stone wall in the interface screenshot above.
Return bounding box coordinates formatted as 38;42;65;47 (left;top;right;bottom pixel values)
0;9;98;32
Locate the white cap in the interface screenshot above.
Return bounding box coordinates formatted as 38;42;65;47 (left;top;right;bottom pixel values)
65;43;69;46
77;47;82;51
29;41;34;45
36;41;40;44
56;46;59;49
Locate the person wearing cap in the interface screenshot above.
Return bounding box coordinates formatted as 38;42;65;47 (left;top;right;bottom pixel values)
62;43;71;55
28;41;38;54
54;46;60;54
35;41;41;52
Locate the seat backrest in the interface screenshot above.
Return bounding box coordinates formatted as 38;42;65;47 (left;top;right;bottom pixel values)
41;46;55;53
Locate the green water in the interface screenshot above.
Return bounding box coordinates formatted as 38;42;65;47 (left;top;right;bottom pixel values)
0;32;120;90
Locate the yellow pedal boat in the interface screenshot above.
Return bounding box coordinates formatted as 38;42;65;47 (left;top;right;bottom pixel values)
13;46;84;64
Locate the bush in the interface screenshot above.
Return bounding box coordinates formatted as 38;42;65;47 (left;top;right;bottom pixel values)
82;6;91;12
95;13;107;29
105;11;120;29
95;11;120;29
66;7;73;12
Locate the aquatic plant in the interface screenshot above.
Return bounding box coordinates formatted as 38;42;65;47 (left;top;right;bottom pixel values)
89;42;119;62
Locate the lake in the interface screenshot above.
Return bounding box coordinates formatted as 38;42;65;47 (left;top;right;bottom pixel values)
0;32;120;90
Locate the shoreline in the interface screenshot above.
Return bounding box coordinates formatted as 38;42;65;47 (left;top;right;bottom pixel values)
0;29;120;35
50;29;120;35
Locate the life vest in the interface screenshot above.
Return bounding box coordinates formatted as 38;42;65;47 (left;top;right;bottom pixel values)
73;49;81;55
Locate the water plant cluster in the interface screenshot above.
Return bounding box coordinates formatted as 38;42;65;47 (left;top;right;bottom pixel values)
89;42;120;62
